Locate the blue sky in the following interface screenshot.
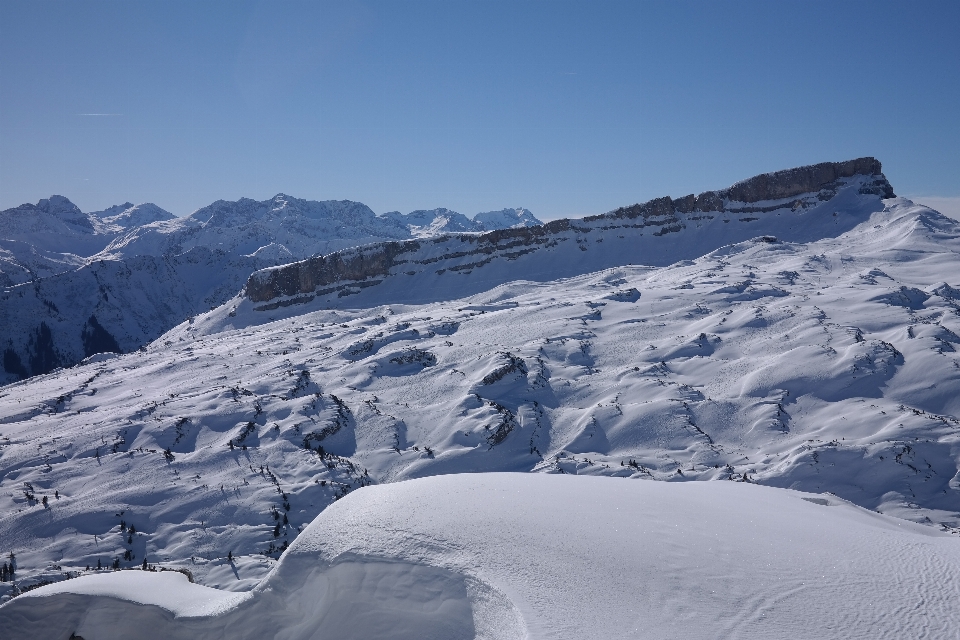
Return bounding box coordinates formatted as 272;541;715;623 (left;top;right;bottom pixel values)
1;0;958;219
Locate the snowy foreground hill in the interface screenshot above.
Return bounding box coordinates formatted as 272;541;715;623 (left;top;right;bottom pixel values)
5;474;960;639
3;157;960;636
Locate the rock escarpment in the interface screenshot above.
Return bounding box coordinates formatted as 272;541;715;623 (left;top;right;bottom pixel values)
597;157;893;220
244;158;894;308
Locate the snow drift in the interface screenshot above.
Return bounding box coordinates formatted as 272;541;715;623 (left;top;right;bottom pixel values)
3;473;959;639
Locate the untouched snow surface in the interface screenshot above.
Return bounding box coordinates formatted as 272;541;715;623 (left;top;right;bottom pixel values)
4;473;960;639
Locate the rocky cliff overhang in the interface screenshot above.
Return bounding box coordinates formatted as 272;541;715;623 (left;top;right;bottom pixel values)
243;157;894;306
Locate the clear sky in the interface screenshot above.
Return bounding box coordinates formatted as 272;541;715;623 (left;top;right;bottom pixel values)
1;0;958;220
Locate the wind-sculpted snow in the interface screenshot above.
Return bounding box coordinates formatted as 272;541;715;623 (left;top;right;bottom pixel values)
3;196;960;604
4;474;960;639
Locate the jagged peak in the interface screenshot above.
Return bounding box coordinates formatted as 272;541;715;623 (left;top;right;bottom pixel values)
3;195;83;218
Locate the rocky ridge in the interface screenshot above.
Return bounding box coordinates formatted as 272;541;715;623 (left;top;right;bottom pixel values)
243;157;894;309
0;196;541;383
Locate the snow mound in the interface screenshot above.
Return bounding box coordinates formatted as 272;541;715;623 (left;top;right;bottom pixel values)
4;473;960;639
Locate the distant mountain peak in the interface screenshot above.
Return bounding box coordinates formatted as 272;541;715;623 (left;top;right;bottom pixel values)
38;194;83;215
7;195;84;219
473;207;540;230
89;202;176;228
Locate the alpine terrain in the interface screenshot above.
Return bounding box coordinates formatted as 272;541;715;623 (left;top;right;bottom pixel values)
3;157;960;638
0;199;540;383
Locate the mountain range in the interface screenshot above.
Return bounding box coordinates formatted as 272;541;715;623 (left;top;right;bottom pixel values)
0;196;541;383
4;157;960;637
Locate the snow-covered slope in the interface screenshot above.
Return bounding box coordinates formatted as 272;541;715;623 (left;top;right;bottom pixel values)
2;188;960;602
4;474;960;639
4;158;960;633
0;195;543;382
381;206;543;237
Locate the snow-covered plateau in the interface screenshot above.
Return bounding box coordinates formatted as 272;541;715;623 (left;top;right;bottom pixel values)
2;157;960;637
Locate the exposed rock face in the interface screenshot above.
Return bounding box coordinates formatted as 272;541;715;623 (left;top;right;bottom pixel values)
245;241;417;303
599;157;893;220
725;157;888;203
244;158;895;306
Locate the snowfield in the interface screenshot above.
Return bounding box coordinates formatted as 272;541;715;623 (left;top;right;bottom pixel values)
5;473;960;640
1;158;960;637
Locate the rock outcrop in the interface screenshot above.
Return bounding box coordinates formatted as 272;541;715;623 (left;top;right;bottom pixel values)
595;157;893;220
244;158;894;307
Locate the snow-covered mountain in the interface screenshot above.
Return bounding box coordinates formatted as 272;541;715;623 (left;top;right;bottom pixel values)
473;206;539;230
0;196;120;287
0;195;542;382
5;157;960;636
380;206;541;237
239;157;892;312
88;202;178;229
380;208;478;237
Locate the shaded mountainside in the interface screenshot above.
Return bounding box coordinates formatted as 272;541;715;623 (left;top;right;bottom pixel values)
0;196;540;383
